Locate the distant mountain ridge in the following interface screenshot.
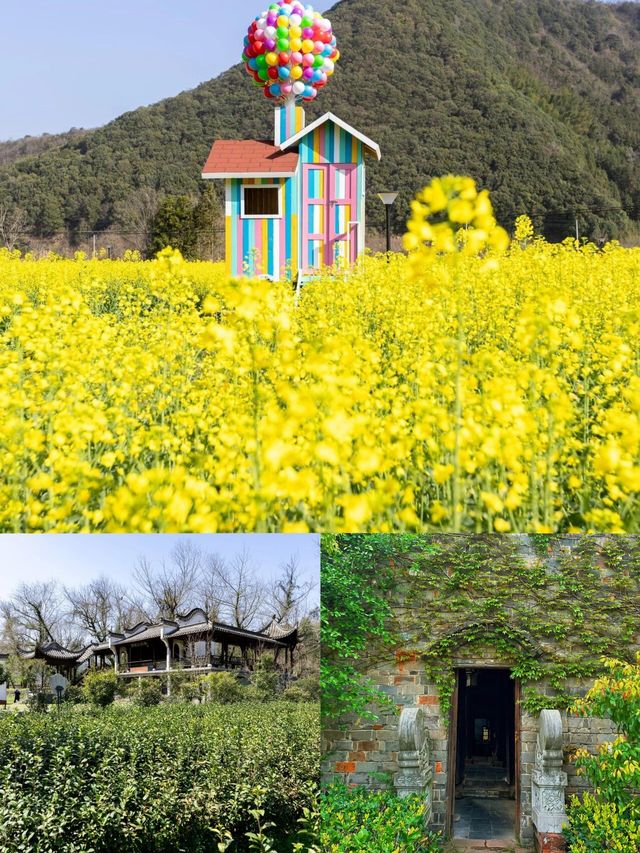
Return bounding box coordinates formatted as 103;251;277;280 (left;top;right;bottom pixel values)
0;0;638;240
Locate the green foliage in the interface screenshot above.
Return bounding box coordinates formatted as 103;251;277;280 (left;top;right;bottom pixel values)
321;534;430;721
133;678;163;707
82;670;118;708
564;654;640;852
0;701;319;853
63;684;84;705
0;0;639;243
149;195;198;259
322;535;640;721
320;785;442;852
202;671;243;704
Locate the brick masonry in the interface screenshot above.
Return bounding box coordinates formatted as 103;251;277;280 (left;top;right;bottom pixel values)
321;657;616;845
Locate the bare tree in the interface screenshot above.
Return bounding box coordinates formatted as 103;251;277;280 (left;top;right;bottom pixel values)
198;553;226;623
132;541;201;620
215;548;266;629
0;202;27;250
0;581;80;650
64;576;139;642
113;187;161;254
269;555;315;625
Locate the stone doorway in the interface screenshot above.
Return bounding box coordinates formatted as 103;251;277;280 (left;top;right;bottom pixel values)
450;668;518;841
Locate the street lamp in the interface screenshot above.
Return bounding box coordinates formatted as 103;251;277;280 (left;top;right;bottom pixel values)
377;192;399;253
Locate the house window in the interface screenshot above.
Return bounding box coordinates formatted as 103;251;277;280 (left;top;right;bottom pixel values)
242;185;281;218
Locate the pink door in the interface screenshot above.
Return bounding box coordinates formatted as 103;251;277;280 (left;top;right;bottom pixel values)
302;164;357;272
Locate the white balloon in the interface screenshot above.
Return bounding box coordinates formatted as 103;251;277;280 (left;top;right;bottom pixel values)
290;13;302;26
264;26;277;38
323;59;335;73
258;17;267;28
293;80;305;95
319;18;332;31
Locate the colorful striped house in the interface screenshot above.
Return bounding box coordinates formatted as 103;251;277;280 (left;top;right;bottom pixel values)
202;102;381;282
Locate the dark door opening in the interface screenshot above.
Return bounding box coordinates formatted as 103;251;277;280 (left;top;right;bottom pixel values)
452;668;517;841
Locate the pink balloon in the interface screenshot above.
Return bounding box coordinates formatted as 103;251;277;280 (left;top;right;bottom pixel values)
302;53;315;66
314;41;324;54
291;51;303;64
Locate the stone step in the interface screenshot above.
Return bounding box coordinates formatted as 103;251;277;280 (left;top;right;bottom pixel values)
458;786;513;798
447;842;533;853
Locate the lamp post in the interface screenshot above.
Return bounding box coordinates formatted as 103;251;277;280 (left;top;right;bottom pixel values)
377;192;399;253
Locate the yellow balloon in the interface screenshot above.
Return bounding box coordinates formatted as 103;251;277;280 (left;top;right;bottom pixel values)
289;25;302;39
266;52;279;67
301;39;314;54
277;15;289;28
290;37;302;52
290;65;303;80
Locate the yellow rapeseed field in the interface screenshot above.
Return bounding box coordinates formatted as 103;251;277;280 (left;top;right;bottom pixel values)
1;181;640;533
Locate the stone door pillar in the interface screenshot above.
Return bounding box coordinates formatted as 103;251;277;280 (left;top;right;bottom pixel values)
394;707;433;824
532;710;568;853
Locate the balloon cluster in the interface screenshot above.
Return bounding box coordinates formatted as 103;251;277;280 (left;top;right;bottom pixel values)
242;2;339;102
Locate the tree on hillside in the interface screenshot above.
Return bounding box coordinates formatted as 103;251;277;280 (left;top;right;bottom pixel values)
192;183;223;261
0;202;27;250
148;195;197;259
113;187;162;255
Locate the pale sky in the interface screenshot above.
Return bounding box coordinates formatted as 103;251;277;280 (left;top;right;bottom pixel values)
0;0;334;139
0;534;320;607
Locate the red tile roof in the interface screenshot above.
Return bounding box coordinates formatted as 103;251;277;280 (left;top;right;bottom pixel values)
202;139;299;177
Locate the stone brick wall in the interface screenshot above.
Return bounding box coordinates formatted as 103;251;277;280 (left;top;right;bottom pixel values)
321;656;616;845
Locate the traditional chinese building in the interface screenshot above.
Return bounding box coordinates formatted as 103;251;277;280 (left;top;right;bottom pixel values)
21;610;298;684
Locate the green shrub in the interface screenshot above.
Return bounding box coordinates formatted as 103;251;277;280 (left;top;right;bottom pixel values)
133;678;163;707
320;784;442;852
83;670;118;708
565;655;640;853
283;686;308;702
294;675;320;700
0;701;319;852
63;684;84;704
201;671;243;704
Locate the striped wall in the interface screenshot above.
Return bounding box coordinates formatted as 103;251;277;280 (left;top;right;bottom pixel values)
225;176;300;280
299;120;366;266
222;118;368;281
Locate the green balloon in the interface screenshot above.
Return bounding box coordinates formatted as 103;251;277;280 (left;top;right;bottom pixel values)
258;68;269;81
277;26;288;38
301;15;313;26
277;38;289;51
313;55;324;68
256;54;267;68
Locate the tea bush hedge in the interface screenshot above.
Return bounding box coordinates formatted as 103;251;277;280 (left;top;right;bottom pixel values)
0;701;319;852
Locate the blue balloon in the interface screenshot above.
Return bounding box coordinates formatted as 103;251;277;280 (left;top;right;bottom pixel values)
244;36;250;46
249;58;259;70
312;69;323;82
270;83;282;97
303;84;314;98
278;66;291;79
322;46;332;56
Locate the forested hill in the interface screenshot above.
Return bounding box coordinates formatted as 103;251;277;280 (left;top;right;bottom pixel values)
1;0;639;240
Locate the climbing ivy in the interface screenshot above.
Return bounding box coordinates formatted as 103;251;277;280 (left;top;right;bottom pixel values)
395;535;640;714
323;535;640;720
